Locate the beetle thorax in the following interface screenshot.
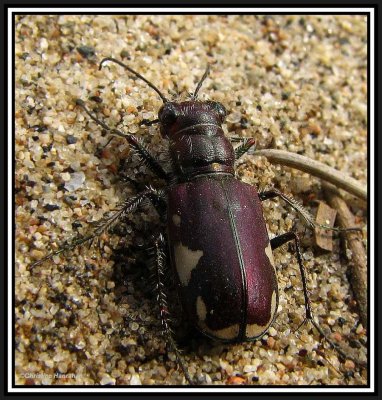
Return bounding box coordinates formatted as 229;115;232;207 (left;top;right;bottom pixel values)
159;101;235;179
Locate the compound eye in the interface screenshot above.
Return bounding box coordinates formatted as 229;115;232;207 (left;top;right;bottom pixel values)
159;103;179;125
213;102;227;122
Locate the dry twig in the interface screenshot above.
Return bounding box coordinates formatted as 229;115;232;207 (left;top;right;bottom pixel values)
323;183;367;326
253;149;367;201
314;202;337;251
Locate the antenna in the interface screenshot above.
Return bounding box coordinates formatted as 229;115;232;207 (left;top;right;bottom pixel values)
193;64;210;99
99;57;168;103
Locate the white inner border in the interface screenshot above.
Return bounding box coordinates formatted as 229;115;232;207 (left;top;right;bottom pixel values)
8;7;375;394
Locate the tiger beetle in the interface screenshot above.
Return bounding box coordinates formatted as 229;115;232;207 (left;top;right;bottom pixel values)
31;58;364;385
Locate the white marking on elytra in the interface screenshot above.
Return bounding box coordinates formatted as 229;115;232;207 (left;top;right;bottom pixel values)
196;296;207;321
265;241;275;268
174;242;203;286
207;324;240;340
196;297;239;340
245;291;277;338
199;321;240;340
172;214;181;227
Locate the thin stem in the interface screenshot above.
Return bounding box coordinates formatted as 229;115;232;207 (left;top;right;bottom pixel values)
253;149;367;201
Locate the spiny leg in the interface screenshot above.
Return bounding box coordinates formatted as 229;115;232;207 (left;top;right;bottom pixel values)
116;162;167;221
232;137;256;160
140;118;159;127
76;99;169;181
260;188;360;233
271;231;366;368
153;234;195;385
29;188;162;269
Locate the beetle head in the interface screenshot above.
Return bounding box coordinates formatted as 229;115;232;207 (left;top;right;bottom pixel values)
158;101;227;138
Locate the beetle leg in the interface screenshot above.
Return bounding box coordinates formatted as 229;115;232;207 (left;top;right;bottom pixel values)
154;234;195;385
116;165;168;222
271;231;366;368
233;137;256;160
259;189;360;233
29;188;161;269
140;118;160;126
75;99;169;181
271;231;313;320
95;136;116;156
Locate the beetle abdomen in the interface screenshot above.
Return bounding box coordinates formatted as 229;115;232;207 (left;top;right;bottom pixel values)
167;175;278;342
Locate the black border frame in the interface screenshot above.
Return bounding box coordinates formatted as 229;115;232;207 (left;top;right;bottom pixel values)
3;2;379;399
